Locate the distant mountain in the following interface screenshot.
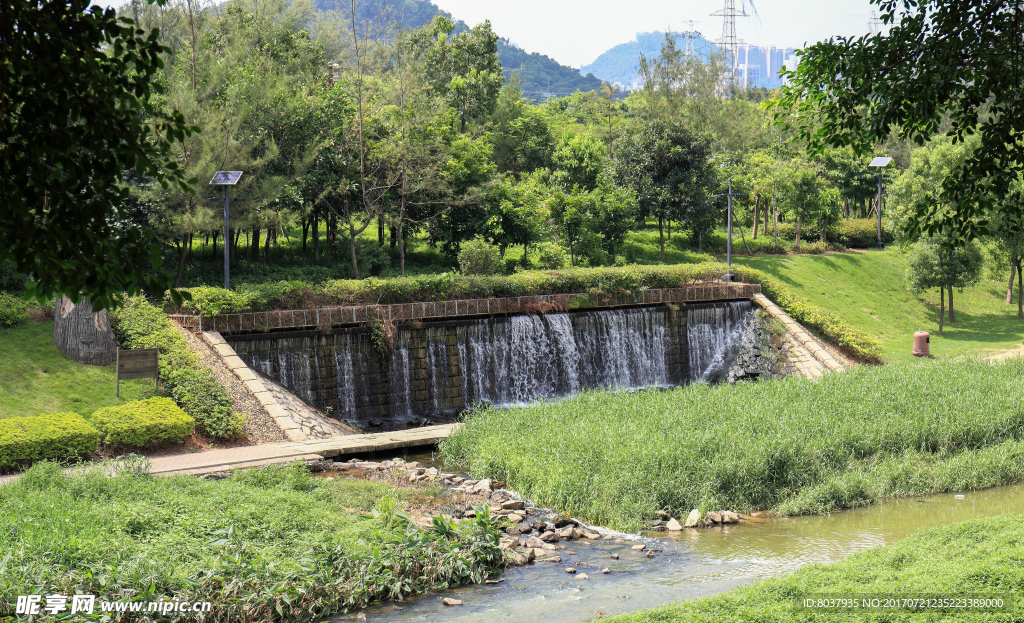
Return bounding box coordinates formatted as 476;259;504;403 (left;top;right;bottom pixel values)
313;0;603;100
580;31;716;89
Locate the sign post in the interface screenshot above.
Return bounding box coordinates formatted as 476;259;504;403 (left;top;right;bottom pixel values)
116;348;159;397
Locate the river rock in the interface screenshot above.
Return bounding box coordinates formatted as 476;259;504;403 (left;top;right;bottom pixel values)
531;520;549;532
508;513;525;523
666;518;683;531
656;510;670;519
601;568;611;574
506;525;523;536
406;461;421;469
582;530;601;539
471;479;493;495
631;544;646;551
705;511;723;524
531;548;548;559
577;573;589;580
442;598;463;606
540;531;560;543
501;500;525;510
521;547;536;562
683;509;702;528
645;551;655;558
564;567;576;574
541;556;561;563
525;536;546;549
557;526;575;539
552;515;576;528
721;511;740;524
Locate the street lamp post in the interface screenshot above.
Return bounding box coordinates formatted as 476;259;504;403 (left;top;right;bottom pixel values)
209;171;243;289
868;157;892;249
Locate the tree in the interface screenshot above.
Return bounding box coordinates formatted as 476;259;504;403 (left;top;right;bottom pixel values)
773;0;1024;244
784;164;841;247
906;237;983;334
615;121;717;258
1;0;192;310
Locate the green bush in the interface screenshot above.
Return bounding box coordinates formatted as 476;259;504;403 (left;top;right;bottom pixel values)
0;292;29;327
0;413;99;469
113;296;244;439
831;218;894;248
457;237;504;275
91;397;194;449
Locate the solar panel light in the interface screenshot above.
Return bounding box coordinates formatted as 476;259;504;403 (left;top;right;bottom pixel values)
210;171;243;185
868;157;892;248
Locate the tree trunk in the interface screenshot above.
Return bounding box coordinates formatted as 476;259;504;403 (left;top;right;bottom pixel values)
264;227;272;266
350;228;361;280
939;287;944;335
250;227;261;264
1017;260;1023;319
53;295;117;365
378;216;385;246
390;224;398;249
667;220;671;241
173;237;187;288
302;218;309;254
738;224;752;255
795;216;803;248
211;230;218;260
1008;263;1017;305
399;221;406;277
752;195;760;239
820;215;828;243
186;233;193;262
947;285;954;322
658;216;665;261
313;206;320;261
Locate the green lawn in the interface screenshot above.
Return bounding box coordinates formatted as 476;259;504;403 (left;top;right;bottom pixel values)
606;512;1024;623
735;248;1024;363
0;321;156;418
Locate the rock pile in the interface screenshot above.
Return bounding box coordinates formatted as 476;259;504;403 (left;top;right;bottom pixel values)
648;508;745;530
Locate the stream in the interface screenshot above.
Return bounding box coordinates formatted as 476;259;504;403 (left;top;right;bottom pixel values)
329;460;1024;623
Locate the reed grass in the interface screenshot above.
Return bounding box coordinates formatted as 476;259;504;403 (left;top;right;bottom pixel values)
441;358;1024;530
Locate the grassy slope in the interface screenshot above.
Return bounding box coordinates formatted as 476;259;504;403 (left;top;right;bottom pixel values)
607;512;1024;623
735;248;1024;363
441;358;1024;530
0;321;155;418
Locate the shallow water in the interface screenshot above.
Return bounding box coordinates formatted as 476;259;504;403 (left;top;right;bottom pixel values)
330;482;1024;623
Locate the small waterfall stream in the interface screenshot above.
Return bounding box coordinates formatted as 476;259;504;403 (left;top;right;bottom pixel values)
229;302;755;430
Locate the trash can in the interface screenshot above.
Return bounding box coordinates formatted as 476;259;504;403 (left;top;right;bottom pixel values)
913;331;930;357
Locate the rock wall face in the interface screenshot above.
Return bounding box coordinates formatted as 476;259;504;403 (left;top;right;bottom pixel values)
228;302;775;432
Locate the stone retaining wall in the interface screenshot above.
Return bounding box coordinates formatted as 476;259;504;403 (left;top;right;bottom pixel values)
170;283;761;335
752;293;846;377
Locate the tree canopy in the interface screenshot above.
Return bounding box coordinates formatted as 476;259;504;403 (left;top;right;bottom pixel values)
1;0;192;309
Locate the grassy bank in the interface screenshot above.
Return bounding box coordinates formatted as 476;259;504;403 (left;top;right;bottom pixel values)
0;322;156;419
736;249;1024;363
0;461;505;622
606;512;1024;622
441;358;1024;530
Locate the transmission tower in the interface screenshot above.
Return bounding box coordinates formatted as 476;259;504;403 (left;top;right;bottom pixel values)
710;0;748;80
868;11;883;36
682;20;699;58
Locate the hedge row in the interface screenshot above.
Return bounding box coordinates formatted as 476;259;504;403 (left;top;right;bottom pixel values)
772;218;894;248
0;413;99;469
113;297;244;439
91;397;195;449
167;262;882;362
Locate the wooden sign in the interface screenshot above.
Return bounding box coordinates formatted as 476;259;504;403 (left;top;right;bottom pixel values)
116;348;159;397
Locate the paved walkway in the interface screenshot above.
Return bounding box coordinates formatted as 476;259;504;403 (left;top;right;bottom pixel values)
752;293;846;375
0;424;456;484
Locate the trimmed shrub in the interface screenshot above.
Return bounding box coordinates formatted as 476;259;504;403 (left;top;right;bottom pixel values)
112;296;244;439
457;237;504;275
0;413;99;469
91;397;194;449
831;218;894;248
0;292;29;327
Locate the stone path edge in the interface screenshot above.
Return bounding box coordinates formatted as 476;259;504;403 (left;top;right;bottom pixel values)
0;424;457;485
752;293;846;374
199;330;309;442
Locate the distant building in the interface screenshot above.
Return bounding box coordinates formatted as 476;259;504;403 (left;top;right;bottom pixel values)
735;45;797;89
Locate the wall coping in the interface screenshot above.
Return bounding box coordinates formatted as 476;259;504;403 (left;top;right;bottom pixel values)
171;282;762;336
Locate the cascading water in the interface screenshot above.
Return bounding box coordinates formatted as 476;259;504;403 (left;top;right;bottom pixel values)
687;301;755;383
228;303;757;431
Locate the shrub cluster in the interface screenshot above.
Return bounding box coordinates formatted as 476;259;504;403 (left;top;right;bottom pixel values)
0;292;29;327
0;413;99;469
167;261;882;362
772;219;894;248
457;237;504;275
113;296;244;439
91;397;195;449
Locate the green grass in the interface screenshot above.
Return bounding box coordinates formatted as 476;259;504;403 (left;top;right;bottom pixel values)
735;249;1024;363
0;322;156;419
0;460;505;622
441;358;1024;530
606;512;1024;622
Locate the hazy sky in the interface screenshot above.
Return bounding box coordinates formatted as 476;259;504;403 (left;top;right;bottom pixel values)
431;0;880;68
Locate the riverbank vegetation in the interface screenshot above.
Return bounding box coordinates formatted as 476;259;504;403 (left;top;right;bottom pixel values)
0;460;506;622
441;358;1024;530
606;512;1024;622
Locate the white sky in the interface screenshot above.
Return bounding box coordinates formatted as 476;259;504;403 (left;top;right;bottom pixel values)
431;0;880;68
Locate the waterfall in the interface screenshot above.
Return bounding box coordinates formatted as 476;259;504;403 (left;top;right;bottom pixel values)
228;303;756;431
687;301;754;382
